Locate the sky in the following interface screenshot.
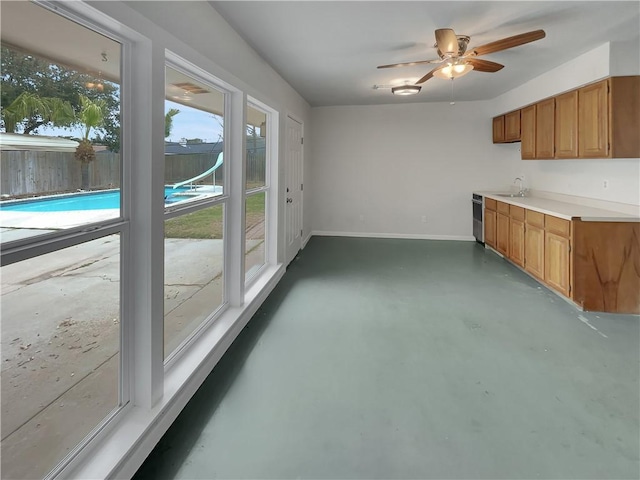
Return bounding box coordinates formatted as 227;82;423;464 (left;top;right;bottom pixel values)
29;100;224;144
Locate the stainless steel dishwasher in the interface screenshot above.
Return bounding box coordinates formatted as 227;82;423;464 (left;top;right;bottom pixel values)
472;193;483;244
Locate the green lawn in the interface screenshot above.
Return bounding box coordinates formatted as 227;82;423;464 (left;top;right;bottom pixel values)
165;192;265;239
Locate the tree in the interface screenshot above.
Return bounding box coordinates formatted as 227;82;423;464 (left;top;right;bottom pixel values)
165;108;180;138
1;45;120;150
74;95;106;189
2;92;75;133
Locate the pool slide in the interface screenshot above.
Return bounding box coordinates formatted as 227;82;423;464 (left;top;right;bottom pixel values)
172;152;223;189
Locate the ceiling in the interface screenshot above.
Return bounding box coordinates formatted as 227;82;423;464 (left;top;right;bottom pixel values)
211;1;640;106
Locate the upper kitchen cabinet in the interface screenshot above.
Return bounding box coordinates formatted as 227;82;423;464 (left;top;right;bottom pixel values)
536;98;555;159
608;76;640;158
492;115;505;143
578;80;608;157
493;111;520;143
493;76;639;159
578;77;640;158
505;110;521;142
555;90;579;158
520;105;536;159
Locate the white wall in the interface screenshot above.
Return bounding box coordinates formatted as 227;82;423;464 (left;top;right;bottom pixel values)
491;43;640;206
310;101;514;239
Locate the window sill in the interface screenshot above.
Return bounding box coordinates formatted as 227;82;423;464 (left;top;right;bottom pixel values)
60;263;285;479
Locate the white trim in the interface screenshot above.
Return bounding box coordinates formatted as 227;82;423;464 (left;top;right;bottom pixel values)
310;231;476;242
62;264;285;480
302;231;313;248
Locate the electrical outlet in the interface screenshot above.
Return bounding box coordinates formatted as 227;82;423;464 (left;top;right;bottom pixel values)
603;179;609;189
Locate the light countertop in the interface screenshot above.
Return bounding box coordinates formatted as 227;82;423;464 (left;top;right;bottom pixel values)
475;192;640;222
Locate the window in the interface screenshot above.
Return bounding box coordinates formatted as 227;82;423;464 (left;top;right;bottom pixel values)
0;3;124;478
163;62;227;360
245;104;268;281
0;2;122;244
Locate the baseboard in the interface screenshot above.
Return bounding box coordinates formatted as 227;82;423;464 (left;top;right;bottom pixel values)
310;230;475;242
302;231;312;248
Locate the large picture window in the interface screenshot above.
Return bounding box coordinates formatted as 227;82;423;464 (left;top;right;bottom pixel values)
0;3;124;478
163;62;227;361
245;103;268;281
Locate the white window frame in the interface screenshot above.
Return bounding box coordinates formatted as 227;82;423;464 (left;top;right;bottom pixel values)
162;53;235;368
244;97;278;288
0;1;145;478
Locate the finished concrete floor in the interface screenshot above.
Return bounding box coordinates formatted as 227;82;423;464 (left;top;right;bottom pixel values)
134;237;639;479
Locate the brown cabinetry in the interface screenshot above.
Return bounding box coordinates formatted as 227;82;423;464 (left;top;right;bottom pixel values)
484;207;497;249
520;105;536;159
496;201;510;256
493;76;640;159
505;110;521;142
509;206;525;267
578;80;608;158
492;116;505;143
555;90;579;158
483;196;639;313
536;98;555;159
524;210;545;280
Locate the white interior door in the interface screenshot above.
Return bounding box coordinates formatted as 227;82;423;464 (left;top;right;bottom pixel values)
285;115;303;265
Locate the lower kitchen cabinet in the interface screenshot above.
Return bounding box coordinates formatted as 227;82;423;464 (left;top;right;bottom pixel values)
497;212;509;256
509;205;525;267
545;231;571;298
573;221;640;314
484;208;496;248
484;196;639;314
525;210;545;280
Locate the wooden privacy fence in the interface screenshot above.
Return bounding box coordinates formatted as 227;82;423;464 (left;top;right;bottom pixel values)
1;147;266;196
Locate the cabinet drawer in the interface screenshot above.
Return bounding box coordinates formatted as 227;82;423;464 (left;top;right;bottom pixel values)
526;210;545;228
497;201;510;215
510;205;525;221
545;215;570;237
485;198;497;211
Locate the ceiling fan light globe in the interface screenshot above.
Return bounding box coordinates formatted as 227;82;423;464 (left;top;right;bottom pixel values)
433;63;474;80
391;85;421;95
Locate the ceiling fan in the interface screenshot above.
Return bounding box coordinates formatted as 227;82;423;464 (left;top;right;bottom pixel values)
378;28;546;85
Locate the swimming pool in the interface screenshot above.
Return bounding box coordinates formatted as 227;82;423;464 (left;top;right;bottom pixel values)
0;187;197;212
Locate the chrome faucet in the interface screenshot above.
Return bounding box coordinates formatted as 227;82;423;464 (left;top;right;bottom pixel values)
513;177;526;197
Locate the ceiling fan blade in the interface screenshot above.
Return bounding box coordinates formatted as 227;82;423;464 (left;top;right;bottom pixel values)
377;58;442;69
416;66;442;84
468;29;546;57
465;58;504;73
435;28;459;56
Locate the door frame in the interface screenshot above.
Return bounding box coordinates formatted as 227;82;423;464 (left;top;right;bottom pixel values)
284;113;304;265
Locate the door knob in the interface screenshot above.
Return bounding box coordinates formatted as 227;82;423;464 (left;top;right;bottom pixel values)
287;198;292;203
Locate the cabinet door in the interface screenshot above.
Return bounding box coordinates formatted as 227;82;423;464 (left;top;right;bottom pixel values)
484;209;497;248
505;110;521;142
509;218;525;267
579;80;609;158
497;213;509;256
536;98;555;159
545;231;571;297
555;91;578;158
520;105;536;159
525;224;544;280
493;116;505;143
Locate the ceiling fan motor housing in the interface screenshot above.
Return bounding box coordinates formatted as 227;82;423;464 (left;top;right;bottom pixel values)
435;35;470;59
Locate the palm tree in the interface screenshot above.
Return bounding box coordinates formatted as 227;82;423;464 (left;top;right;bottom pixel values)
74;95;106;189
165;108;180;138
1;92;74;134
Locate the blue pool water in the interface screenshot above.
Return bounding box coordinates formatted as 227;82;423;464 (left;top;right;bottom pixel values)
1;187;195;212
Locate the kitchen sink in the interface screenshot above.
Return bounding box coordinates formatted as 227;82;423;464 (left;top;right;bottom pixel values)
496;193;526;198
